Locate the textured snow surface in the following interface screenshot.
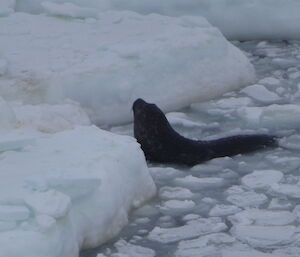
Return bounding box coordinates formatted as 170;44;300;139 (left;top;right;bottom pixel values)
0;126;156;257
10;0;300;40
0;11;254;125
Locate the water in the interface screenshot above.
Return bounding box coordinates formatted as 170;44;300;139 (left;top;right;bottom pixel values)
81;40;300;257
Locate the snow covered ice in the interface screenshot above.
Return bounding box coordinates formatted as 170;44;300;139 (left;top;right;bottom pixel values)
0;10;254;125
1;1;300;257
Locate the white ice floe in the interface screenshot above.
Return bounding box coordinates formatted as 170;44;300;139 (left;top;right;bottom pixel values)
271;183;300;199
159;200;195;215
268;198;293;210
241;170;283;190
231;225;297;249
103;0;300;40
240;84;280;104
175;233;235;257
41;1;99;19
209;204;241;217
0;11;254;125
148;217;227;243
113;239;155;257
0;126;156;257
159;187;194;200
226;191;268;208
166;112;203;128
149;167;184;181
174;176;225;190
229;209;295;226
238;104;300;129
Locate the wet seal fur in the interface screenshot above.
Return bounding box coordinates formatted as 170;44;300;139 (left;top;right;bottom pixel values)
133;98;278;166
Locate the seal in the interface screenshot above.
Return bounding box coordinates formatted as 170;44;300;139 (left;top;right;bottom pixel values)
133;98;278;166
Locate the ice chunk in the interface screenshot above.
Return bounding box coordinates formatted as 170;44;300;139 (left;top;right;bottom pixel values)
231;225;296;249
259;77;281;86
0;12;255;125
241;170;283;190
149;167;184;181
222;249;274;257
174;175;225;190
159;200;195;215
226;191;268;208
240;84;280;104
268;198;293;210
0;205;30;221
148;217;227;243
209;204;241;217
166;112;203;128
238;104;300;129
159;187;194;200
271;183;300;198
175;233;235;257
113;239;155;257
229;209;295;226
42;2;98;19
25;190;71;219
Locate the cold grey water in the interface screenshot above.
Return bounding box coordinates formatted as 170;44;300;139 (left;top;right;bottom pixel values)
81;40;300;257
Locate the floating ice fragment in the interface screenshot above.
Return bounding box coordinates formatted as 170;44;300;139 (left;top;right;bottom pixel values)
148;217;227;243
241;84;280;104
159;187;194;200
241;169;283;190
159;200;195;215
175;233;235;257
209;204;241;217
271;183;300;199
231;225;296;249
113;239;155;257
174;175;225;190
42;2;99;19
226;191;268;208
229;209;295;226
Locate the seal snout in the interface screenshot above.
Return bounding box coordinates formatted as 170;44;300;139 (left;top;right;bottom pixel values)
132;98;148;112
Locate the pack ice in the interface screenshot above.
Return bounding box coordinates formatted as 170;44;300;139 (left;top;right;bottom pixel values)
0;10;254;125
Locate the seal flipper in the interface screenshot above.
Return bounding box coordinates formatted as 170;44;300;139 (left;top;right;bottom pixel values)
205;134;278;160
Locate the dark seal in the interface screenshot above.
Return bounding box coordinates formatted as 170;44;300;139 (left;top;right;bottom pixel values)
133;98;277;166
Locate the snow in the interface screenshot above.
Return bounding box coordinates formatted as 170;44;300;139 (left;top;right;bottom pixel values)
104;0;300;40
0;11;255;125
0;126;156;257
